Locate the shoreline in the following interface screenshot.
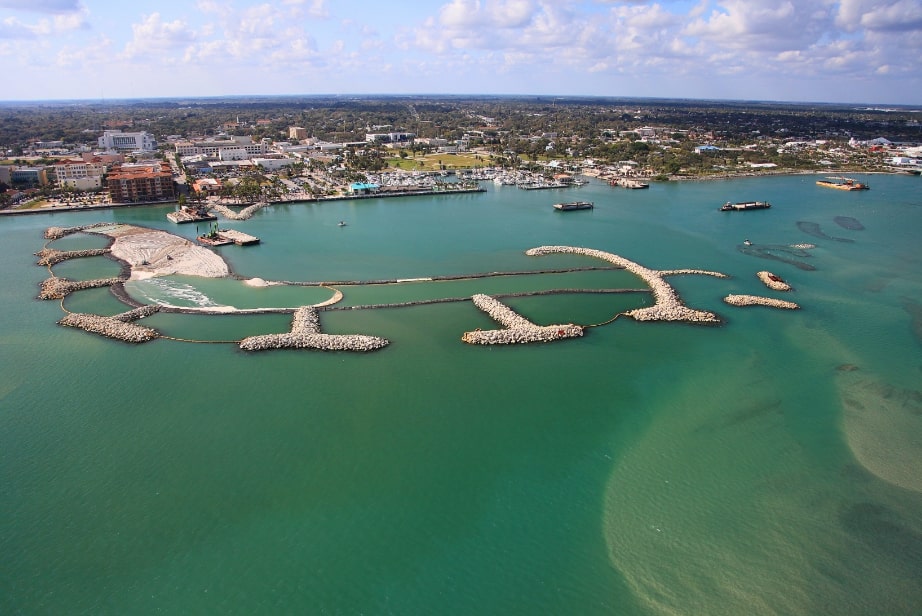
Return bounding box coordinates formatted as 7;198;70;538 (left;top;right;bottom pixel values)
2;169;903;217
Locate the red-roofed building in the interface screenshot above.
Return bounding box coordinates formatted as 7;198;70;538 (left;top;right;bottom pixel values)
106;161;175;203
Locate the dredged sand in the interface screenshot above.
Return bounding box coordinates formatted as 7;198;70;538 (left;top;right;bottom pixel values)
97;224;229;279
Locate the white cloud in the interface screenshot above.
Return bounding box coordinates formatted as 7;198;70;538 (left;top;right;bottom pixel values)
121;13;196;60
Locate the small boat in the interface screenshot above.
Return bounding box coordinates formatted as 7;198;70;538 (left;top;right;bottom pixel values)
720;201;771;211
744;239;752;246
337;221;347;227
553;201;594;211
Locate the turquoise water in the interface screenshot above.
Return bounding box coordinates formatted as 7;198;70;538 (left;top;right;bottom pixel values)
2;175;921;615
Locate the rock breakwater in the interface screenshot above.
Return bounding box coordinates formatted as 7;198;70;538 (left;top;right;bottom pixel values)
35;247;111;266
723;295;799;310
239;306;389;352
757;271;792;291
526;246;726;323
39;276;123;300
58;305;161;342
461;294;584;345
211;202;271;221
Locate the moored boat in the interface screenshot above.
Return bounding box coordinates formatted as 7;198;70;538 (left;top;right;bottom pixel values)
720;201;771;211
553;201;594;211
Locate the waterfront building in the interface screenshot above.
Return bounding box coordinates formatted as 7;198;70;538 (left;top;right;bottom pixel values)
50;159;106;191
106;161;175;203
97;130;157;152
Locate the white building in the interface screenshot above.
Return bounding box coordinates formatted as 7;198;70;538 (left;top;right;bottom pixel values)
51;159;106;190
175;136;269;158
97;130;157;152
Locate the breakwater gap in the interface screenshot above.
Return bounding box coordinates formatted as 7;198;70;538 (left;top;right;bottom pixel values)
36;225;801;349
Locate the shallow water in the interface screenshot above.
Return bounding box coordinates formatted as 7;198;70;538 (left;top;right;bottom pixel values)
2;174;921;615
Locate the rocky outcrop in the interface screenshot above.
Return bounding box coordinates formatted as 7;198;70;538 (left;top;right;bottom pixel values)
757;271;792;291
239;306;389;352
461;294;583;345
38;276;123;300
526;246;726;323
723;295;799;309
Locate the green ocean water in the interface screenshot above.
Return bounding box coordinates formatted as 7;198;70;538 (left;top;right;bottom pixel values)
2;175;921;615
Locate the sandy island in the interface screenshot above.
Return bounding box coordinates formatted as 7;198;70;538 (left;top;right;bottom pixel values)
96;224;229;279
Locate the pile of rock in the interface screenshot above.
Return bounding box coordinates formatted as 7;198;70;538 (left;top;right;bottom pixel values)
526;246;726;323
723;295;799;310
44;222;113;240
757;271;792;291
211;202;270;221
239;306;389;352
35;247;111;266
38;276;123;300
461;294;583;345
58;309;160;343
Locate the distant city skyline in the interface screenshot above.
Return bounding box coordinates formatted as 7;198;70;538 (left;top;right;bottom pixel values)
1;0;920;105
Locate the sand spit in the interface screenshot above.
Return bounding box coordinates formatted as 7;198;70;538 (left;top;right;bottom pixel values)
58;305;161;343
723;294;799;309
461;294;584;345
757;271;792;291
91;224;230;279
239;306;389;352
526;246;726;323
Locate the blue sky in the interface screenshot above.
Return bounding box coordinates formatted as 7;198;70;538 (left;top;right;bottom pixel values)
1;0;920;104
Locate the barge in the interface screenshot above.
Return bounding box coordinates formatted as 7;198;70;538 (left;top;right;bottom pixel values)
553;201;594;211
816;177;870;190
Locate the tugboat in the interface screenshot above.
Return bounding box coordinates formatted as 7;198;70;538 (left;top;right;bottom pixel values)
720;201;771;211
553;201;594;211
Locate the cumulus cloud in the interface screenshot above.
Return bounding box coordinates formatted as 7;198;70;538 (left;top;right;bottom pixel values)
121;13;196;60
837;0;922;32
